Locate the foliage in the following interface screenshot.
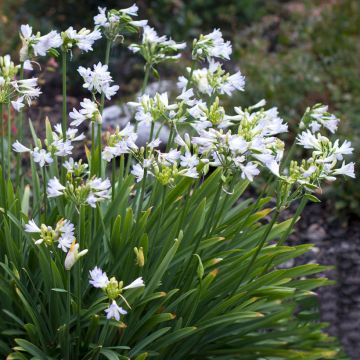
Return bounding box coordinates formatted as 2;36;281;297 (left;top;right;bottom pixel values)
0;2;354;359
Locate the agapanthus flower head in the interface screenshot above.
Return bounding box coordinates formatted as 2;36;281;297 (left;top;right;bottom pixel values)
24;218;76;252
78;63;119;100
94;4;148;41
0;55;41;110
300;104;340;134
62;27;102;53
102;123;138;162
128;92;178;128
192;29;232;62
19;24;62;61
179;60;245;97
69;98;102;127
129;25;186;66
282;130;356;189
47;173;111;208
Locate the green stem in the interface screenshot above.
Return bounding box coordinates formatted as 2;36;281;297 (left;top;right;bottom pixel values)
66;271;71;360
111;158;116;200
42;167;47;222
261;197;308;275
100;40;111;113
141;63;151;95
98;40;112;178
15;63;24;189
97;123;102;177
91;122;95;176
136;168;148;222
126;63;151;176
75;205;83;357
0;103;4;176
7;102;11;180
178;181;222;288
236;209;280;291
0;103;6;215
62;50;67;138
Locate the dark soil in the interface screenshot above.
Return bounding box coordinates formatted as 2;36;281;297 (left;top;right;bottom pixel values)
289;201;360;359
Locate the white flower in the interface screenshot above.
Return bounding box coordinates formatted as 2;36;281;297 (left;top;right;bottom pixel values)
11;97;25;112
33;31;62;56
78;63;119;100
89;266;109;288
47;177;65;198
86;178;112;207
19;25;62;61
53;140;73;157
180;152;199;168
32;148;53;167
333;161;355;178
334;139;353;160
63;27;102;52
12;140;31;153
181;167;199;178
122;4;139;16
123;277;145;290
240;162;260;182
131;164;144;182
64;241;88;270
105;300;127;321
24;220;41;233
129;26;186;64
193;29;232;61
70;98;101;126
58;234;75;253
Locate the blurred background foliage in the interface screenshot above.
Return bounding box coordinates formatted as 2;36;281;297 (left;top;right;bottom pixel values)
0;0;359;215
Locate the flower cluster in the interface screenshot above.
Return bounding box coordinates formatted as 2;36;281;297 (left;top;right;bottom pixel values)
12;123;84;166
69;98;102;126
295;131;355;183
24;219;87;270
192;29;232;62
129;26;186;66
300;103;340;134
78;62;119;100
94;4;147;41
102;124;138;162
47;169;111;208
128;92;178;128
178;60;245;97
0;55;41;111
19;24;62;62
131;145;200;185
89;267;144;320
61;27;102;53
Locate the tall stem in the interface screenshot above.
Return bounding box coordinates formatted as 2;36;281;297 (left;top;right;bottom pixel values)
7;102;11;180
111;158;116;200
126;63;151;176
16;64;24;189
235;209;280;291
66;271;71;360
141;63;151;95
97;40;112;178
0;104;4;176
136;168;148;222
91;122;96;176
42;167;47;222
0;103;6;215
62;51;67;138
261;197;308;275
75;205;83;357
